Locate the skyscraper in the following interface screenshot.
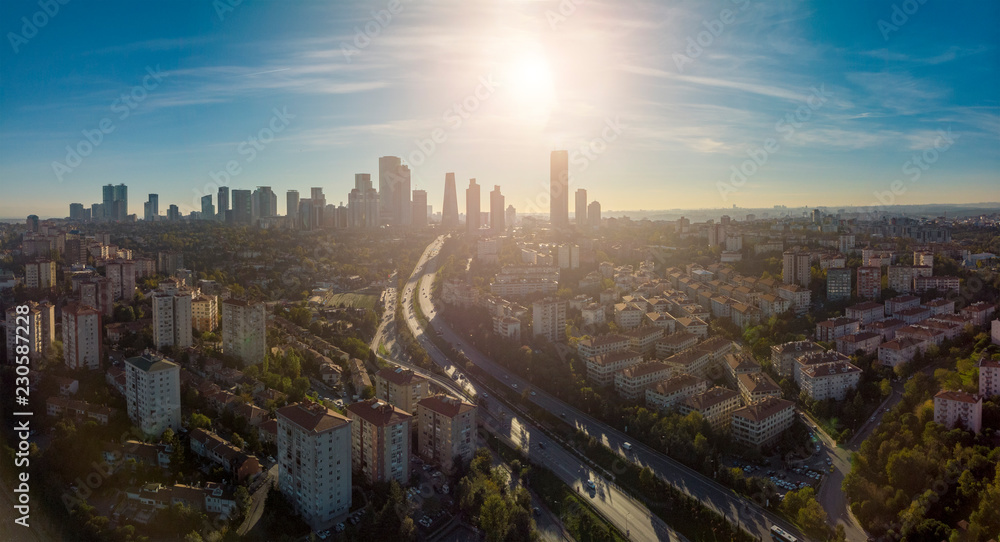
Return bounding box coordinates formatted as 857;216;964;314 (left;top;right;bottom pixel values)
411;190;428;228
286;190;299;224
102;184;115;220
588;201;601;227
442;172;459;229
167;204;180;221
222;298;266;365
489;185;505;232
232;190;252;224
200;195;215;220
217;186;230;219
310;188;325;228
348;174;380;229
506;204;517;228
466;179;481;234
379;156;411;225
549;150;569;227
69;203;85;220
113;183;128;221
575;189;587;225
144;194;158;221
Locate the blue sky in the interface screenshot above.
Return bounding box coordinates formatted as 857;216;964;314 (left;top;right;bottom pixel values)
1;0;997;218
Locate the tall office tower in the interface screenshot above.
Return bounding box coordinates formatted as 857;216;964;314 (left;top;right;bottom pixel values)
588;200;601;227
346;398;412;485
145;194;158;221
442;173;459;229
167;204;180;221
232;190;252;224
379;156;411;225
506;205;517;228
575;189;588;225
310;188;325;229
151;279;193;350
91;203;103;221
286;190;300;225
124;353;181;437
217;186;230;219
276;402;352;531
533;298;567;343
112;183;128;220
348;174;380;229
416;395;477;473
80;277;114;317
550;150;569;227
856;267;881;300
411;190;428;228
827;267;852;301
102;184;115;219
25;259;56;289
466;179;481;234
222;298;266;365
782;251;811;287
104;259;136;301
252;186;277;219
5;304;41;366
200;195;215;220
489;185;505;232
69;203;85;220
62;303;102;370
297;199;314;230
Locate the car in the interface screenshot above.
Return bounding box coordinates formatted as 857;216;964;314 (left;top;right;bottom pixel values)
512;384;518;389
870;416;875;422
533;506;541;516
623;442;632;451
335;523;345;532
538;442;545;450
530;391;536;396
585;480;596;490
560;412;567;418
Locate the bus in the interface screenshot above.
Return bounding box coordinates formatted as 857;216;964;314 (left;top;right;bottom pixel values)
770;525;797;542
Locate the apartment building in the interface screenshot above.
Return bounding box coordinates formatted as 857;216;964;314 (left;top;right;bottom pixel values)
845;301;885;326
624;326;664;356
25;259;56;289
614;361;674;401
656;332;699;358
777;284;811;315
800;361;862;401
737;372;781;405
374;367;429;414
124;354;181;437
645;374;708;412
152;279;193;351
191;294;218;332
724;351;761;385
346;399;412;485
730;397;795;449
793;350;851;385
758;294;792;318
578;333;629;359
677;387;741;432
914;276;960;295
276;402;352;531
856;267;881;300
62;302;102;370
979;357;1000;398
933;390;982;434
815;317;860;342
826;267;851;300
613;302;644;329
532;298;566;343
586;350;643;386
222;298;266;365
416;395;476;473
885;295;920;316
835;331;882;356
877;337;925;367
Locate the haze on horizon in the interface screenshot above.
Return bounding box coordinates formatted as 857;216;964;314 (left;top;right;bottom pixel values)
1;0;998;219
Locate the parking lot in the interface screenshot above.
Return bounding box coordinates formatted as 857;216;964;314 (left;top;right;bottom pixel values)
728;433;834;500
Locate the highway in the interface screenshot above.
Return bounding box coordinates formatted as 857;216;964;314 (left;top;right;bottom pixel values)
405;235;814;542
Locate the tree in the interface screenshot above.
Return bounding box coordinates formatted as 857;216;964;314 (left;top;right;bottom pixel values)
479;494;510;542
189;413;211;430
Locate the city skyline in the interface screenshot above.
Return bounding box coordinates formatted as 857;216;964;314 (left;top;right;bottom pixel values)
1;1;998;218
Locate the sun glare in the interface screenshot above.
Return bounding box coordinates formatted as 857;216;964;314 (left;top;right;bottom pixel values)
504;51;557;127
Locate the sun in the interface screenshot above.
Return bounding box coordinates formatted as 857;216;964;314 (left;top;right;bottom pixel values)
504;52;557;125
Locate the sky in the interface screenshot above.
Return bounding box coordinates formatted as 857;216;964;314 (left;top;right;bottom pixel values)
1;0;998;219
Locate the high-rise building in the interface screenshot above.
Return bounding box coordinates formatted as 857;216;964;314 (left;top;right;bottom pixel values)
348;174;380;229
374;367;428;414
827;267;852;301
191;295;218;332
25;259;56;289
533;298;567;343
69;203;85;220
416;395;476;473
782;251;811;287
379;156;411;225
151;279;193;350
489;185;505;232
124;353;181;437
466;179;481;234
145;194;158;221
550;150;569;227
232;190;252;224
286;190;300;224
112;184;128;221
411;190;428;228
346;398;412;485
167;204;180;221
62;303;102;370
506;205;517;228
105;259;136;301
252;186;277;220
575;189;588;225
80;277;114;317
102;184;115;220
310;188;325;228
811;209;821;223
276;402;353;531
857;267;881;300
442;173;459;229
217;186;230;219
588;201;601;227
222;298;266;365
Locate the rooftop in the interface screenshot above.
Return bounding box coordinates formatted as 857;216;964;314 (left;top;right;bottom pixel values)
934;390;980;404
683;387;739;410
277;401;351;434
376;367;428;386
732;396;794;422
651;374;706;395
346;398;412;427
417;394;476;417
125;354;179;373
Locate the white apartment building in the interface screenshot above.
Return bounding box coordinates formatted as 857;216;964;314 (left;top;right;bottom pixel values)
800;361;862;401
794;350;851;385
730;397;795;449
614;361;674;401
979;357;1000;398
105;259;136;301
613;302;644;330
645;374;708;412
222;298;266;365
578;333;629;359
725;351;761;386
933;390;982;434
532;298;566;343
124;354;181;437
678;387;741;432
152;279;193;351
771;341;825;379
878;337;925;367
25;259;56;289
845;301;885;326
346;399;412;485
586;350;643;386
416;395;476;473
737;372;781;405
776;284;811;315
582;303;606;326
277;402;352;531
62;303;102;370
191;294;218;332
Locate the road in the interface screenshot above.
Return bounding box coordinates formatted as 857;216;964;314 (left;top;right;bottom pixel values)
406;236;812;542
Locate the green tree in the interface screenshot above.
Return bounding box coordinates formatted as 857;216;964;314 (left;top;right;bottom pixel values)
480;494;510;542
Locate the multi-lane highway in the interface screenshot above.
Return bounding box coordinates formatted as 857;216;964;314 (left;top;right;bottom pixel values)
404;236;816;542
